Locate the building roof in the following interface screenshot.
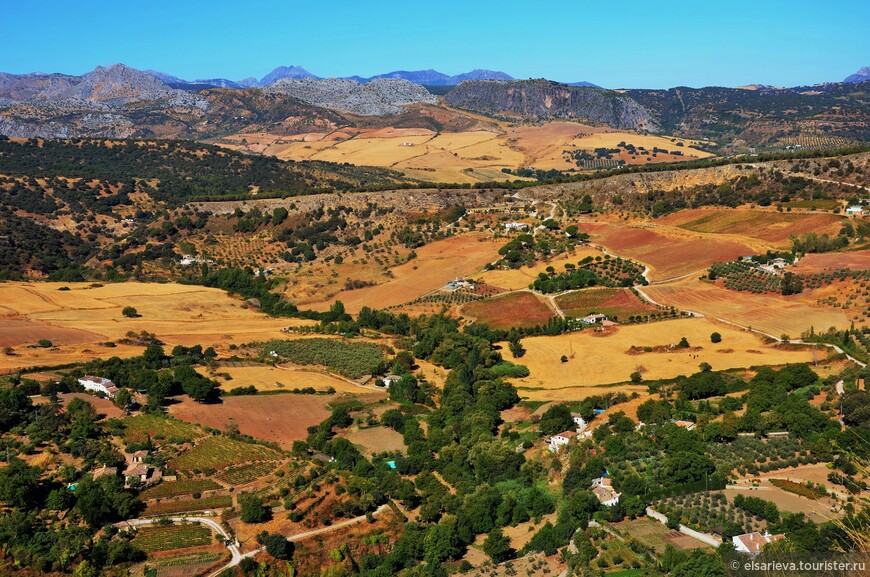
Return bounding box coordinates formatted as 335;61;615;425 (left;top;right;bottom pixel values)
592;485;620;503
124;464;150;477
554;430;578;439
80;375;114;386
674;420;696;429
733;532;784;553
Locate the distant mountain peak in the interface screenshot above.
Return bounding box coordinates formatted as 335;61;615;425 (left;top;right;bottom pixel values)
844;66;870;83
259;66;319;86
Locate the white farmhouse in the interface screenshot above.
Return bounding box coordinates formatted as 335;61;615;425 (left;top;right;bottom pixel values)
591;477;621;506
78;376;119;398
504;222;529;231
571;412;588;432
548;430;577;452
732;532;784;555
847;205;864;216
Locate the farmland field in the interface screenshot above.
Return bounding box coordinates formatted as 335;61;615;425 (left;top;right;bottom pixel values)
577;222;754;280
556;287;656;320
643;276;850;336
791;250;870;273
122;414;202;445
263;337;385;378
343;426;406;456
196;364;361;393
132;524;213;552
476;247;602;290
0;281;310;372
509;318;818;393
141;479;222;500
461;291;555;329
33;393;125;420
218;121;712;182
143;495;233;516
658;208;843;246
214;461;280;485
617;517;711;553
303;234;502;313
168;393;386;449
169;435;282;473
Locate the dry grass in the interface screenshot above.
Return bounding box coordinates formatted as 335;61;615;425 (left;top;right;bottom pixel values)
304;234;501;313
476;247;601;290
0;281;313;372
343;426;406;456
556;287;656;319
643;276;849;336
658;208;843;246
196;364;362;393
792;250;870;273
508;318;818;392
215;119;715;183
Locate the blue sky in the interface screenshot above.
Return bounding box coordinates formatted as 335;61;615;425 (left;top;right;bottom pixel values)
1;0;868;88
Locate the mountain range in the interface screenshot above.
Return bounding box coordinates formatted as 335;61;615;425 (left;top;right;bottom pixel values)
142;66;543;89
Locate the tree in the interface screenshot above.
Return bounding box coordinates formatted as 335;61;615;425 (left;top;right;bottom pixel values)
539;404;574;436
122;306;139;318
710;332;722;343
113;387;132;409
630;371;643;384
0;457;41;509
677;337;690;348
240;494;271;523
262;532;294;560
483;528;514;562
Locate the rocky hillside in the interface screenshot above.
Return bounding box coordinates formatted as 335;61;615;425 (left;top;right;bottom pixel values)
443;79;654;130
627;82;870;145
264;77;437;116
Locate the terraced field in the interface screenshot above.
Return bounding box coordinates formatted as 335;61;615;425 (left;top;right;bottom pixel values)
132;524;213;552
169;436;283;474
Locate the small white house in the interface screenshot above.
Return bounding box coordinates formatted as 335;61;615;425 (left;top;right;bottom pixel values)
847;205;864;216
591;477;621;506
548;430;577;452
580;313;608;325
380;375;402;387
504;222;529;231
732;532;784;555
571;412;588;432
78;376;119;399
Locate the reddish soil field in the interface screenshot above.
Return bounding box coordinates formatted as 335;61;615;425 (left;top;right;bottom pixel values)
791;250;870;273
168;392;385;449
556;287;656;320
33;392;125;420
578;223;753;280
461;291;555;329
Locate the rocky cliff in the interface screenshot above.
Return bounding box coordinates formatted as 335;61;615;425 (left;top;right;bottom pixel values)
443;79;655;130
264;77;437;116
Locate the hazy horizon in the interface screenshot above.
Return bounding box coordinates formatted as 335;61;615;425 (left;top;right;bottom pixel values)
2;0;868;88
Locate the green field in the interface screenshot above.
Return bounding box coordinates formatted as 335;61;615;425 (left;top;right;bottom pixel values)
140;479;222;500
122;414;201;445
144;495;233;516
133;524;213;552
170;436;282;473
263;337;386;378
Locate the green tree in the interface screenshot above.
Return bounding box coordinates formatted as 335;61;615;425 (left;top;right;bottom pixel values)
538;404;574;436
483;528;514;562
240;494;271;523
122;306;139;318
710;332;722;343
0;457;40;509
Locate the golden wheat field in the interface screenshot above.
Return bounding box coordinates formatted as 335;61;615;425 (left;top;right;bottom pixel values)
303;234;502;313
0;281;312;371
195;364;365;393
508;318;819;395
